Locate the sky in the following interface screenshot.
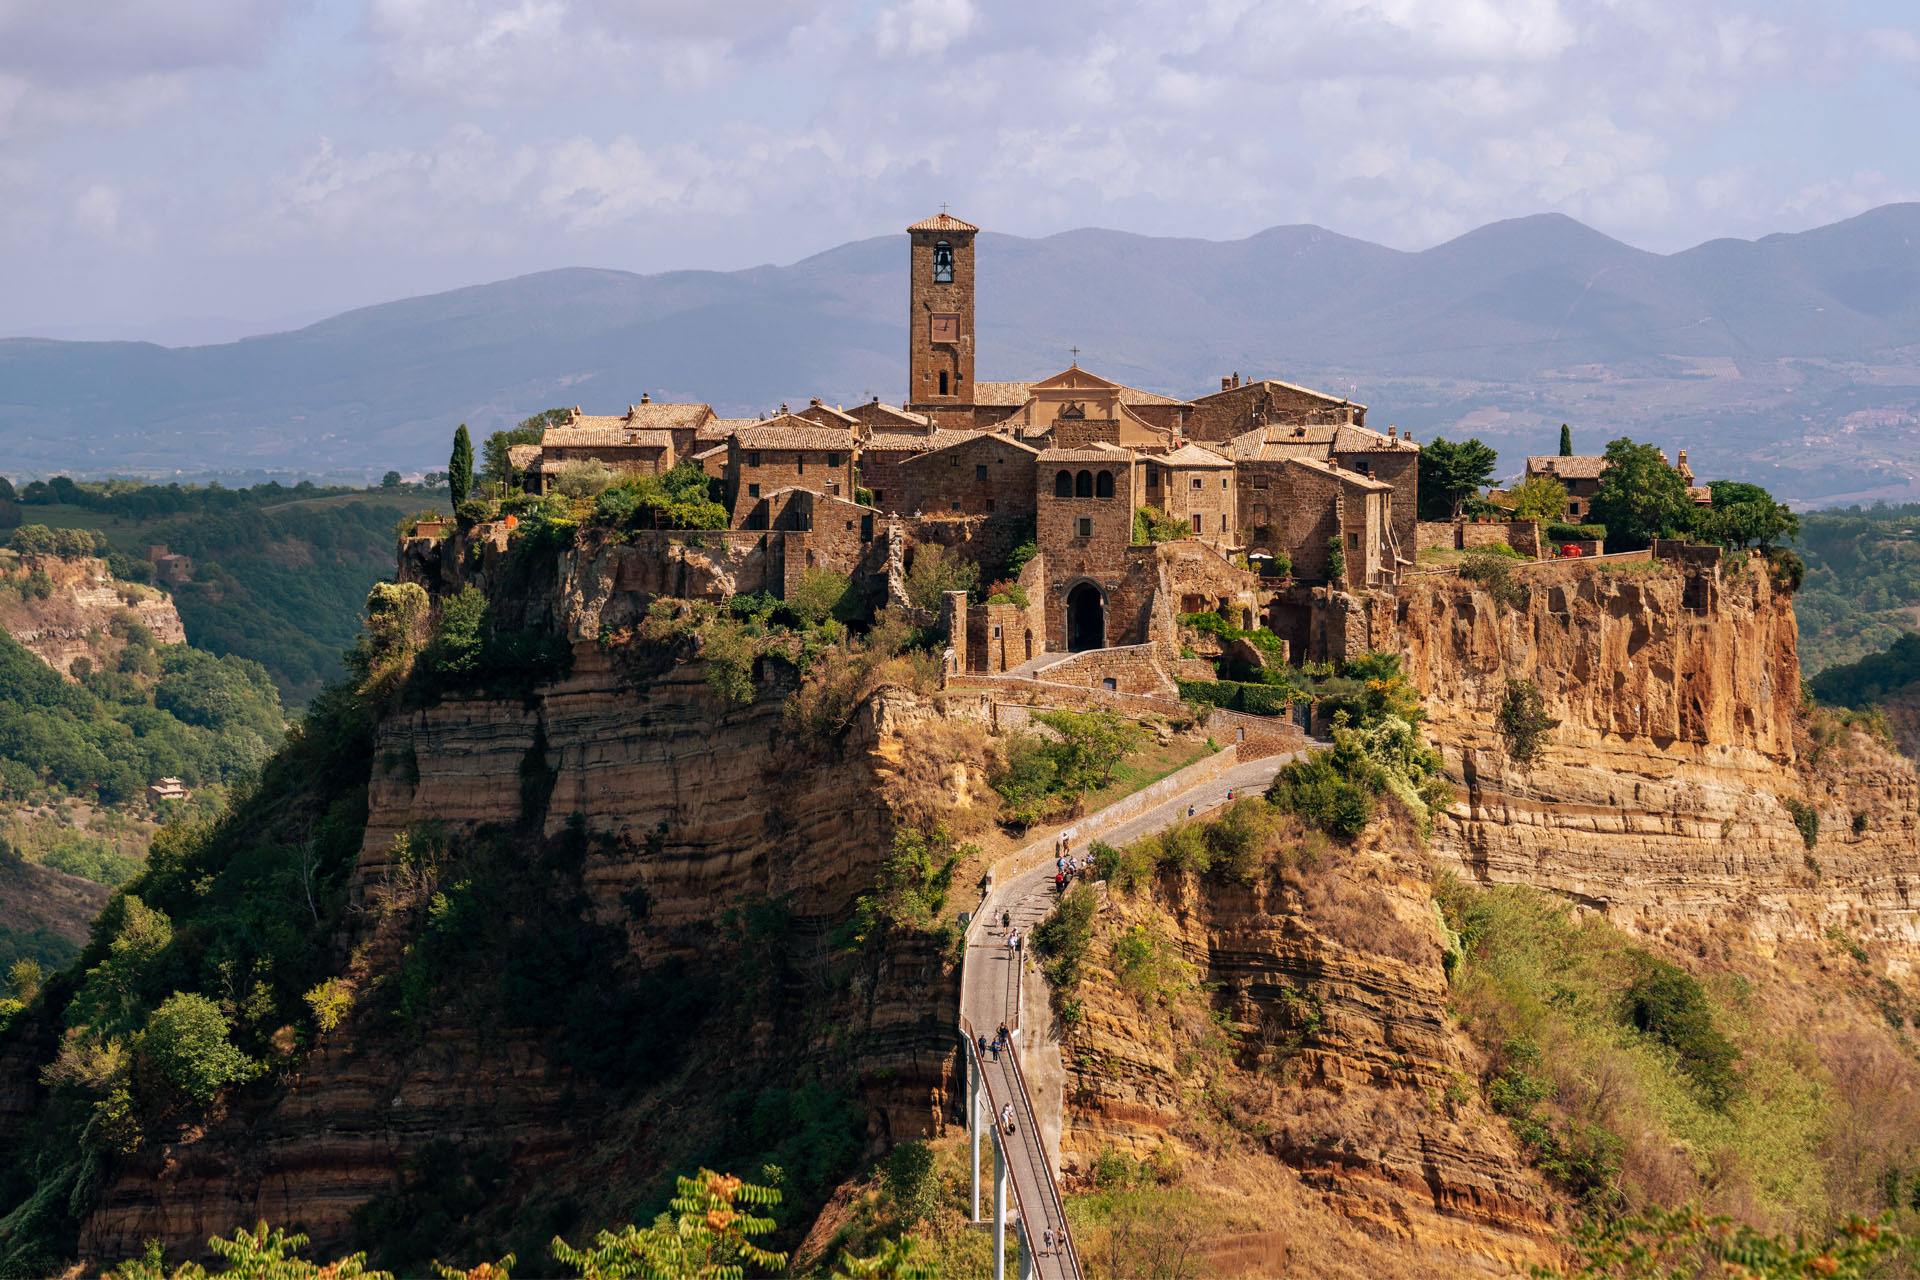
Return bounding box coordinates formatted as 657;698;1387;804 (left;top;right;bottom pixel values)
4;0;1919;344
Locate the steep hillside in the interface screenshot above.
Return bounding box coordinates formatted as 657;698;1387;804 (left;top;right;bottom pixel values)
8;207;1920;501
0;550;185;677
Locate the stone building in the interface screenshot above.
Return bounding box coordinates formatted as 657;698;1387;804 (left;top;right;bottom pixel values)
1188;374;1366;442
1526;448;1707;522
899;433;1040;517
1143;443;1237;549
527;405;681;492
905;212;979;424
724;417;857;526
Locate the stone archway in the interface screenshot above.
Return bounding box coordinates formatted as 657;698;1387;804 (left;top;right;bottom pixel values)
1066;582;1105;652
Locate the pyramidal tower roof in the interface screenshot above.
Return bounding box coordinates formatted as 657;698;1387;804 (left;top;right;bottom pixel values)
906;212;979;233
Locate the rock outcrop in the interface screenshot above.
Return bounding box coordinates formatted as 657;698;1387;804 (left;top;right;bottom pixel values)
1387;556;1920;958
0;554;184;676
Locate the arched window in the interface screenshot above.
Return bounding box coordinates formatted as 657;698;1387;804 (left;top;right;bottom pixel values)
933;241;954;283
1075;470;1093;497
1054;470;1072;497
1095;470;1114;498
938;371;949;395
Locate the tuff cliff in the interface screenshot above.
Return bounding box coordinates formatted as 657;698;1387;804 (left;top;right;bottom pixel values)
60;530;971;1266
0;553;184;677
1391;554;1920;956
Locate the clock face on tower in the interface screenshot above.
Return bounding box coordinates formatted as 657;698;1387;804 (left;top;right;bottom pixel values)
930;313;961;344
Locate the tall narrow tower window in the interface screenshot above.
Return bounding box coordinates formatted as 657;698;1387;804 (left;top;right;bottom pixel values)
933;241;954;283
939;371;950;395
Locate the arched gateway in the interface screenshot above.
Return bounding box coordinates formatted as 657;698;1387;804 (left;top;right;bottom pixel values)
1066;582;1105;652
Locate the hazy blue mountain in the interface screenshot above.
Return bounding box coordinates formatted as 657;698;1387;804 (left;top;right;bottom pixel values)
6;205;1920;503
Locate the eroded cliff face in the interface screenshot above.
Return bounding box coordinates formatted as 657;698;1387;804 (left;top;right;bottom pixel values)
1396;556;1920;958
1059;826;1561;1277
0;554;184;676
76;624;966;1262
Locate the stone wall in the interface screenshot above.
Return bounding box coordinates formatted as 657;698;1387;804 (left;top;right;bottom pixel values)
1415;520;1542;558
1025;642;1180;698
1185;381;1363;442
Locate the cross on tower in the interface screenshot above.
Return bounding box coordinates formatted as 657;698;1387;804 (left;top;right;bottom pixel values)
940;201;949;215
1069;345;1079;366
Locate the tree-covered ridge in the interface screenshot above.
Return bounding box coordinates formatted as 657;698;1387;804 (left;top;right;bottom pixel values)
1794;503;1920;676
0;622;282;805
3;475;435;705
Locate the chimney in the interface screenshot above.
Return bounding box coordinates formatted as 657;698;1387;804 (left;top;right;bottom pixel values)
780;402;789;413
810;397;822;407
640;392;650;404
1233;372;1241;388
872;395;880;404
1221;376;1232;392
1678;449;1688;466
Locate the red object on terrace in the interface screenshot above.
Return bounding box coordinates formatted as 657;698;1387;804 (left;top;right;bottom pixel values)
1561;543;1583;557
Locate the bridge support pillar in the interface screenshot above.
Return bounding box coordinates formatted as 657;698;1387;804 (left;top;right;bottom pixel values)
1017;1219;1036;1280
993;1135;1008;1280
968;1046;982;1221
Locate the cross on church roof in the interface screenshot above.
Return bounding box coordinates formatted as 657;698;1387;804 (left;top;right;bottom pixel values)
1069;345;1079;366
940;201;949;215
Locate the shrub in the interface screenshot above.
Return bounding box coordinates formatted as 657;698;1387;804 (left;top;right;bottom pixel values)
1764;546;1806;592
1033;883;1098;993
1324;534;1345;582
303;978;354;1034
884;1140;939;1225
1461;548;1528;610
787;568;858;626
1545;522;1607;542
1267;750;1374;838
1781;797;1819;850
1111;924;1186;1002
1498;678;1559;765
1131;506;1189;544
1619;955;1741;1110
552;460;616;498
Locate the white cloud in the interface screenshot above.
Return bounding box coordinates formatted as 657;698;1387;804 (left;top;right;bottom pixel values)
874;0;977;58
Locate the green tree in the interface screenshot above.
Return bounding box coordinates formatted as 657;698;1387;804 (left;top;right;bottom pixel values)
833;1238;934;1280
381;471;402;489
787;568;856;625
1535;1204;1901;1279
1559;423;1573;457
549;1168;788;1279
482;408;566;494
140;992;258;1104
1418;436;1500;520
1691;480;1800;550
108;1221;393;1280
1586;438;1691;551
904;544;979;611
1031;708;1145;788
1506;474;1569;523
449;425;475;507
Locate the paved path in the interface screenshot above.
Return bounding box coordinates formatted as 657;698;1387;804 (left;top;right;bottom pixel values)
957;746;1308;1280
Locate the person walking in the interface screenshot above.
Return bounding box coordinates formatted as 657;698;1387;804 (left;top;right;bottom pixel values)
1043;1227;1055;1255
1001;909;1011;930
1001;1102;1015;1134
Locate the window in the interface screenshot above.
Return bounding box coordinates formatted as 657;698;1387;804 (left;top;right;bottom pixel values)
986;498;996;511
1054;470;1072;497
1348;532;1359;547
796;457;805;474
993;626;1002;638
976;464;988;481
871;489;883;504
1095;470;1114;498
951;501;961;512
827;452;840;467
1146;468;1158;489
933;240;953;282
1222;477;1229;489
1221;514;1228;531
748;483;760;498
748;451;760;467
1191;477;1203;490
1102;678;1117;692
1567;501;1579;517
845;520;854;530
939;371;949;395
1077;517;1092;537
1252;478;1268;490
1191;514;1202;533
861;514;873;542
1075;470;1093;497
951;455;960;467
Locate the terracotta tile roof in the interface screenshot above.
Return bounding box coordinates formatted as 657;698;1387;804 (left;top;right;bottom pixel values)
1688;485;1713;504
691;444;727;461
506;444;541;469
1157;443;1233;468
729;416;856;451
798;402;859;427
1038;443;1131;463
1190;377;1365;412
899;433;1041;467
1527;455;1609;480
971;381;1034;406
1117;386;1187;407
1289;456;1393;491
1226;424;1335;461
907;212;979;233
1332;424;1417;454
542;423;676;449
855;401;931;428
862;429;987;453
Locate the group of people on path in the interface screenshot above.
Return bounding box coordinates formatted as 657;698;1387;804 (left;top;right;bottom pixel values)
1053;829;1092;895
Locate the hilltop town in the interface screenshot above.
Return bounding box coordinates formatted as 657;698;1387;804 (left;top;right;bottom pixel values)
474;211;1712;700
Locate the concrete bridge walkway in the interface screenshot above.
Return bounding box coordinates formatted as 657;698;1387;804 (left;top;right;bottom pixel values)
957;747;1304;1280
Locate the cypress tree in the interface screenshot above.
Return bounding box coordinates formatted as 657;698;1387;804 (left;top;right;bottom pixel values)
1558;423;1573;457
449;424;474;506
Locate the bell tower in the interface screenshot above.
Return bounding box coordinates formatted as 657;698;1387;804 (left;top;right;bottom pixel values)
906;211;977;414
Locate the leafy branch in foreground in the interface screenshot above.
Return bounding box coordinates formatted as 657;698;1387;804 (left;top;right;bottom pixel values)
1533;1204;1902;1279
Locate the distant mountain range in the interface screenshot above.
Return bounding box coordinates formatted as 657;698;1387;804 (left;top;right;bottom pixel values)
7;205;1920;504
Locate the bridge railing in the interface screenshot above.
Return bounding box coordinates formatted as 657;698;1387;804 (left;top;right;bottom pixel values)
959;1016;1083;1280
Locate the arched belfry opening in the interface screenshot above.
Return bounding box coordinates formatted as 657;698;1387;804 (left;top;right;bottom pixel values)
1066;583;1105;652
